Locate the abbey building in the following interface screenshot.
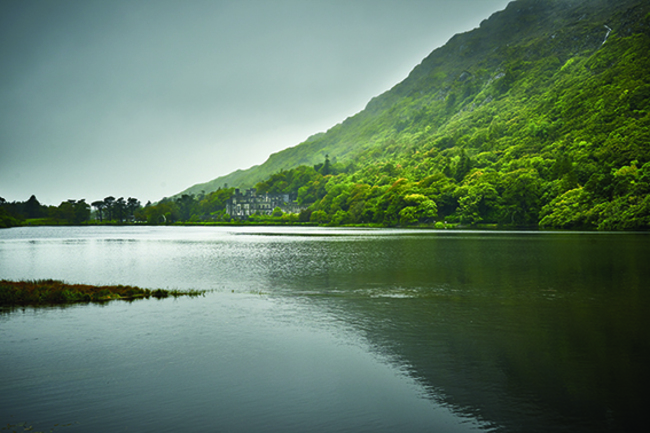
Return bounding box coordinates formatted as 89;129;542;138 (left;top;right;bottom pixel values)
226;188;302;219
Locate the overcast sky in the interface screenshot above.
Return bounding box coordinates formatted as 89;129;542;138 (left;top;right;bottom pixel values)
1;0;511;205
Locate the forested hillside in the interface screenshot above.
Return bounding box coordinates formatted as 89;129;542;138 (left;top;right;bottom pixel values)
177;0;650;229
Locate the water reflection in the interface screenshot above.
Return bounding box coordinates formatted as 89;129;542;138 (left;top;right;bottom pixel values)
1;227;649;432
255;231;650;432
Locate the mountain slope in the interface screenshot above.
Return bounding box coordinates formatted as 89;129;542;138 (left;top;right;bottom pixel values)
179;0;642;195
174;0;650;229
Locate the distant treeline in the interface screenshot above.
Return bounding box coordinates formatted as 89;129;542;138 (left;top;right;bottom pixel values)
0;195;141;227
1;195;91;228
0;188;236;228
0;159;336;228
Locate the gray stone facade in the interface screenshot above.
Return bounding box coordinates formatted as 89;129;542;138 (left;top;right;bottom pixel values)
226;188;302;219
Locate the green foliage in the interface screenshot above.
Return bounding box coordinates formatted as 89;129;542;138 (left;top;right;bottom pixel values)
0;195;48;226
138;187;235;224
455;171;500;225
168;0;650;230
0;206;21;228
50;199;91;224
0;195;142;226
540;161;650;230
539;188;597;229
90;196;141;223
255;165;321;197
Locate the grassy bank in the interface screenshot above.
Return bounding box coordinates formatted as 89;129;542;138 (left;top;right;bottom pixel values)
0;279;205;306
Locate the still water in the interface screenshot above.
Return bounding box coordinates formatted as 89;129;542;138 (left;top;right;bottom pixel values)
1;226;648;432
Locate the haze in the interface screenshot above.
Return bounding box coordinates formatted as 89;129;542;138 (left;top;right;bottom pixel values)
1;0;510;205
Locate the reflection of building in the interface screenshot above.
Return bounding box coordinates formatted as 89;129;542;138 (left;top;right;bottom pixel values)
226;188;303;219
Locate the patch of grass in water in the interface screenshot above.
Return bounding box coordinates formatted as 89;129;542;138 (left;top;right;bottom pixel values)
1;419;76;432
0;279;206;307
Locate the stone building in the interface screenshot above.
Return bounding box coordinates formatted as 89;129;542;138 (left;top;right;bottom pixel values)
226;188;302;219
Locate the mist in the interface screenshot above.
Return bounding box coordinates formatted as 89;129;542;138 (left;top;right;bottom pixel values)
0;0;510;205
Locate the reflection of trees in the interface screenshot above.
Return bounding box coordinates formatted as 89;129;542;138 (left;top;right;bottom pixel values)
264;233;650;432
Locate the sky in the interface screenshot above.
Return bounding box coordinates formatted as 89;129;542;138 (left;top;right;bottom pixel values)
1;0;511;205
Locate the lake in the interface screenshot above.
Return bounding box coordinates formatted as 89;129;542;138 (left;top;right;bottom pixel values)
1;226;649;432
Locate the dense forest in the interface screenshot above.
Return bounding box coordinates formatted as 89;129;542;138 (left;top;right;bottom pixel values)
174;0;650;230
3;0;649;230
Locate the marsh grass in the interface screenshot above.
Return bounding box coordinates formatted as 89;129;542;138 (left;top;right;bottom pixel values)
1;421;73;432
0;279;205;307
1;420;76;432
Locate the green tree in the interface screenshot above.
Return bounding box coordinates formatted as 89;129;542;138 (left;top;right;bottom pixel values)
0;207;20;228
320;154;332;175
399;193;438;225
126;197;141;222
499;169;542;226
24;195;46;218
539;188;596;229
74;200;91;224
455;172;499;225
92;200;106;222
103;196;116;221
114;197;127;223
176;194;196;221
454;149;472;182
52;200;90;224
310;210;329;224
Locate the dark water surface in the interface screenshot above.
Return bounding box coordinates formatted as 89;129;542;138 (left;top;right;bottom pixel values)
1;226;648;432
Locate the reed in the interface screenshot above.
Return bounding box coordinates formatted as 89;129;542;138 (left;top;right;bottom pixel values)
0;279;205;306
